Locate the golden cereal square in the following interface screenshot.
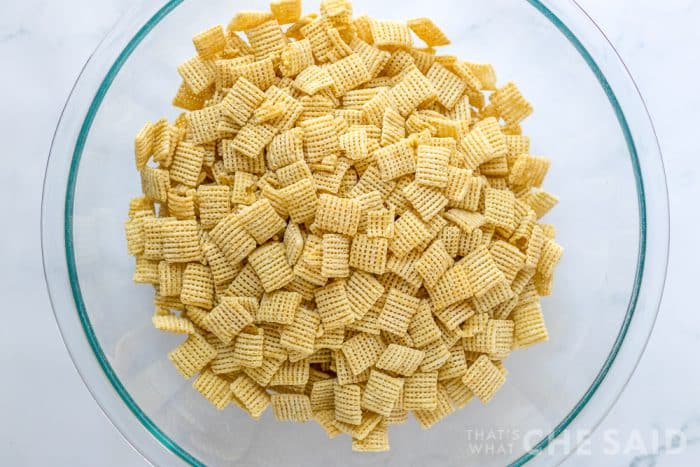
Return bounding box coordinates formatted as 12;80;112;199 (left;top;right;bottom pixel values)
310;378;336;412
233;328;265;368
248;242;294;292
192;25;226;59
270;0;302;24
270;359;310;386
461;355;506;403
369;19;413;49
203;296;254;344
407;17;450;47
349;234;388;275
425;62;466;110
180;263;214;309
209;212;257;266
413;384;455;428
511;300;548;348
193;369;232;409
389;210;431;258
321;233;351;278
378;288;420;335
197;185;230;229
361;369;404;416
415;239;453;288
341;332;386;375
280;306;320;354
168;333;217;379
334;383;363;425
258;290;302;325
237;198;286;244
279;178;319;225
230;374;271;419
314;280;355;330
271;393;313;422
408;301;442;348
415;144;450;188
315;194;361;235
461;246;506;298
376;344;425;376
403;371;439;410
403;182;448;222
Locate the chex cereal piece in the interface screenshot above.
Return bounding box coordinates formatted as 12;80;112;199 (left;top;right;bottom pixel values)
333;411;383;440
203;296;254;344
258;290;301;325
369;19;412;49
230;374;271;419
300;114;340;163
352;420;389;452
248;242;294;292
152;314;194;334
270;359;310;386
345;270;384;320
315;194;361;235
177;56;215;95
325;53;371;96
315;280;355;330
511;300;548;348
425;62;465;110
376;344;425;376
294;65;335;94
375;139;416;181
361;369;404;416
279;178;319;225
334;383;363;425
209;213;257;266
407;17;450;47
321;233;351;278
403;182;448;222
180;263;214;309
140;167;170;203
413;384;454;428
158;261;184;297
237;198;286;244
271;0;302;24
168;333;217;379
378;288;420;335
271;393;313;422
193;369;231;409
414;239;453;288
461;246;506;298
232;327;265;368
341;332;386;375
197;185;230;229
390;66;436;117
348;234;388;275
310;378;336;412
280;306;320;354
403;371;438;410
415;144;450;188
461;355;506;403
419;339;451;373
389;210;430;258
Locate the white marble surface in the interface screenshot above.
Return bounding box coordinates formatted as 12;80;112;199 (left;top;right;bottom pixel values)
0;0;697;465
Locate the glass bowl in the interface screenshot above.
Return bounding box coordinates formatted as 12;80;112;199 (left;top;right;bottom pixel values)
41;0;669;465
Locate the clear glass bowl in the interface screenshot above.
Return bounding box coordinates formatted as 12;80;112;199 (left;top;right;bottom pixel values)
41;0;669;465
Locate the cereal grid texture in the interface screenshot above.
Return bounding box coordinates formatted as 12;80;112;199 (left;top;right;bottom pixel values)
126;0;562;452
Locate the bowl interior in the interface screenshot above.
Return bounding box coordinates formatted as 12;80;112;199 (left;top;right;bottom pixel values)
69;0;639;464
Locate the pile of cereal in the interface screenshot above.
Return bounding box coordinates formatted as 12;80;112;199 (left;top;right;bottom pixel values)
125;0;562;451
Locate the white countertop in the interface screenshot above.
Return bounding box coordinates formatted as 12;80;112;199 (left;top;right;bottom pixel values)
1;0;697;465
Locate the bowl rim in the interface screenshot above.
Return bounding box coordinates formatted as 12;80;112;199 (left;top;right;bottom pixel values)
41;0;670;465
